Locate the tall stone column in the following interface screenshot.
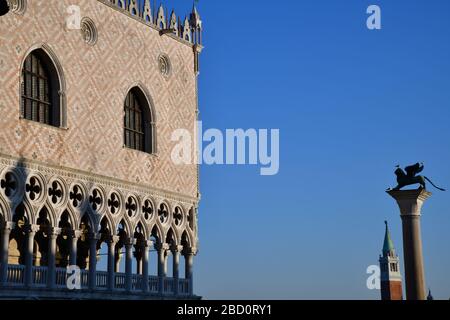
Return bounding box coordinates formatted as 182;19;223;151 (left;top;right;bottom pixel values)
47;227;61;289
184;247;196;296
387;189;431;300
157;243;169;295
125;238;136;292
25;224;39;287
69;230;81;267
141;240;152;293
0;222;15;286
172;245;183;296
114;245;121;272
88;233;100;290
107;235;119;291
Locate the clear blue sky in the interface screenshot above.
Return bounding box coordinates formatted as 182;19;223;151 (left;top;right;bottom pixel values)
160;0;450;299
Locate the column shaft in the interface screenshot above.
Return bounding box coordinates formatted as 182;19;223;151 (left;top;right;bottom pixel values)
88;235;98;290
401;215;426;300
125;243;133;292
172;249;180;295
107;238;116;291
69;233;79;267
158;247;167;294
0;226;12;285
25;228;37;287
185;253;194;296
142;243;150;293
47;231;59;289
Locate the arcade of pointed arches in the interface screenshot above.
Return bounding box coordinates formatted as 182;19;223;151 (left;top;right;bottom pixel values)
0;164;198;295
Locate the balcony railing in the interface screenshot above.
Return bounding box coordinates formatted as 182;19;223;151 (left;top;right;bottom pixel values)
1;264;191;297
6;264;25;286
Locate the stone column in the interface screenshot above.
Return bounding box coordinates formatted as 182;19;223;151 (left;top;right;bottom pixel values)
125;238;136;292
387;189;431;300
69;230;82;267
141;240;152;293
157;243;169;295
88;233;100;290
25;225;39;287
184;247;196;296
172;245;183;295
0;222;15;286
47;227;61;289
107;235;119;291
114;245;121;272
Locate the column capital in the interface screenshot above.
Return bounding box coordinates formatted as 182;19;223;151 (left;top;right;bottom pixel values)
89;233;101;241
183;246;198;256
171;245;184;253
25;224;40;234
1;221;15;231
387;188;432;217
69;230;83;239
142;240;153;248
125;237;137;246
108;235;120;244
48;227;62;237
156;243;170;251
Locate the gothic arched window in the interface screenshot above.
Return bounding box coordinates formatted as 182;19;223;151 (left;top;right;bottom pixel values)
124;87;154;153
21;49;62;127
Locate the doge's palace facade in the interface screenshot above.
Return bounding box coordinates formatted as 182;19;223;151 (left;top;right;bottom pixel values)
0;0;202;299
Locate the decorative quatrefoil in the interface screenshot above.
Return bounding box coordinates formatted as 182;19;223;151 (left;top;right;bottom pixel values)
1;172;17;197
108;193;120;214
48;181;63;204
142;200;153;220
126;197;137;217
174;207;183;226
70;185;83;207
89;189;102;211
25;177;41;201
158;203;169;224
187;208;194;229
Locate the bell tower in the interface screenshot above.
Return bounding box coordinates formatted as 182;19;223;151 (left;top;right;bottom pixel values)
379;221;403;300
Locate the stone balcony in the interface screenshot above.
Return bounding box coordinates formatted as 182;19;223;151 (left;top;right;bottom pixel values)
0;264;196;300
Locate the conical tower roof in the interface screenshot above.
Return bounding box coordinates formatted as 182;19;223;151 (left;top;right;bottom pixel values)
383;221;395;256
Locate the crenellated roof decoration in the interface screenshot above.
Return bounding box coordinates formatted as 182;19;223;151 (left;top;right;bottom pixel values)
104;0;202;45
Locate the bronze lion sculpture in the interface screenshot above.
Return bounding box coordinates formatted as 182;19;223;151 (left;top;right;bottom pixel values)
389;163;445;191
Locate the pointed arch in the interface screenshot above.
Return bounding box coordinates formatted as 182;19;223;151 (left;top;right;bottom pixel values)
79;212;95;234
36;206;53;228
57;207;78;230
138;217;151;239
150;224;163;244
20;43;67;128
181;230;192;248
99;214;115;236
13;200;33;226
58;210;73;229
123;83;157;154
165;227;178;246
0;195;11;222
37;203;58;227
117;218;131;237
134;221;147;242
